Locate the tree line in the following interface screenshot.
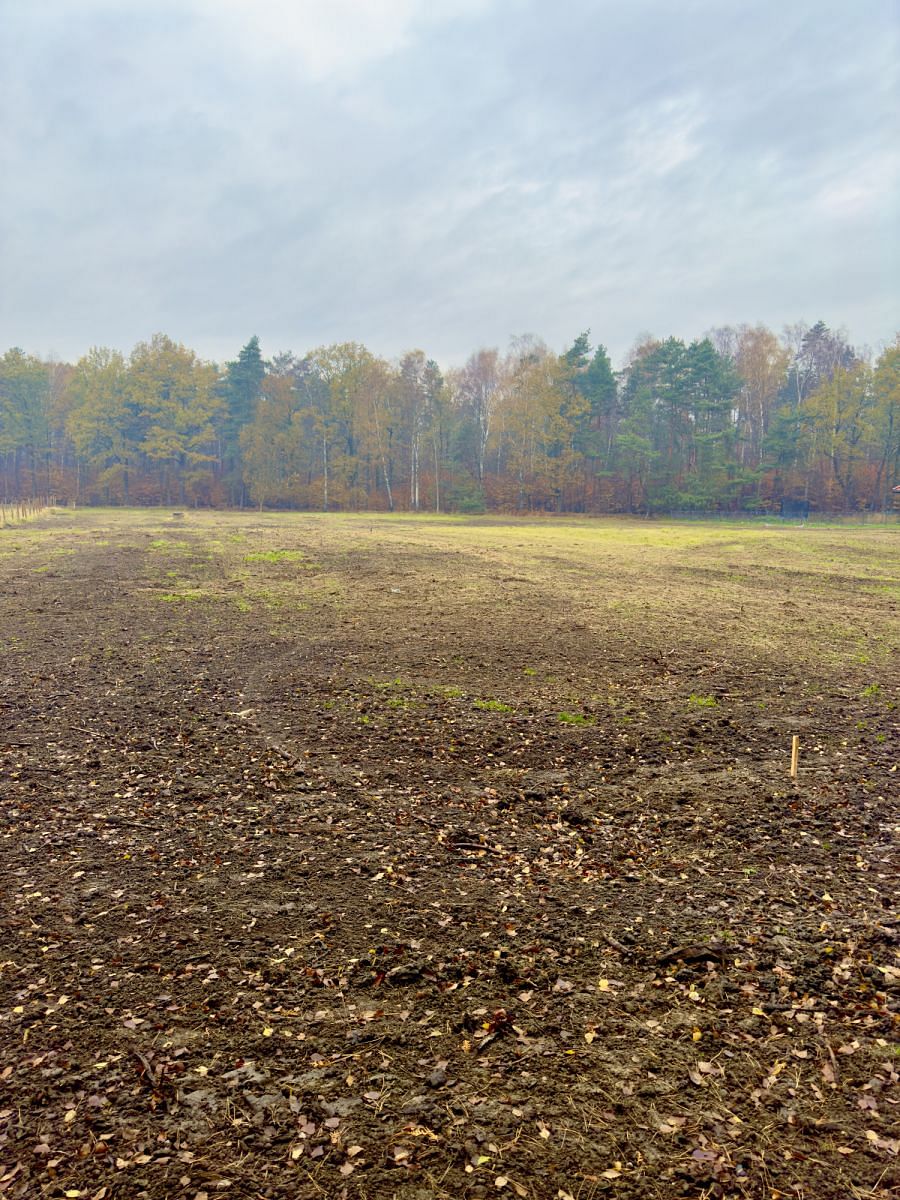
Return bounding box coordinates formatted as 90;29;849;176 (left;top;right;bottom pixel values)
1;322;898;514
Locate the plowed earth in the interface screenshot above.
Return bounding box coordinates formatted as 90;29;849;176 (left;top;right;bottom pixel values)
0;510;898;1200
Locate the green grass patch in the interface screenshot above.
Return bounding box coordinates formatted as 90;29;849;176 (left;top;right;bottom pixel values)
688;694;718;708
244;549;303;563
557;711;591;725
473;698;515;713
158;591;203;603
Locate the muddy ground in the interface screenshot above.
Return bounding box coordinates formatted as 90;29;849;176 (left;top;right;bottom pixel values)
0;510;897;1200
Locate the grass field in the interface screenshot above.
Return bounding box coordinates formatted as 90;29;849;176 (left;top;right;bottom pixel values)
1;509;898;1200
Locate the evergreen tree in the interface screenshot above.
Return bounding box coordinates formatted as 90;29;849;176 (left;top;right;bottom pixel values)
221;336;265;504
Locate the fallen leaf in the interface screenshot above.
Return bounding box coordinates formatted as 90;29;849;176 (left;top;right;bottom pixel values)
658;1117;687;1134
865;1130;900;1155
765;1060;786;1088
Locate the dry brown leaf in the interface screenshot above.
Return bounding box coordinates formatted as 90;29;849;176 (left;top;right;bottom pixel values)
865;1130;899;1155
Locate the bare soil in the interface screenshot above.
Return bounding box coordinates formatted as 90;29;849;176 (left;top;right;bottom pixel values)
1;510;898;1200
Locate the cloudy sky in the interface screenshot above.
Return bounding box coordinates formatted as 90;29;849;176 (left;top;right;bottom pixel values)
2;0;897;368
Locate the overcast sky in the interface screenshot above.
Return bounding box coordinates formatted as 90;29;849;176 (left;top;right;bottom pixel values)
2;0;897;369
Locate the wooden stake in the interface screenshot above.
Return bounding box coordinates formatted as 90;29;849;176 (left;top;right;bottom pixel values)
790;735;800;779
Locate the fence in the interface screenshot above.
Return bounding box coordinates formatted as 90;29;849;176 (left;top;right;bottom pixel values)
0;496;57;528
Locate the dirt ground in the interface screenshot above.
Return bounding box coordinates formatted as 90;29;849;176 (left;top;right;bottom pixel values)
0;509;897;1200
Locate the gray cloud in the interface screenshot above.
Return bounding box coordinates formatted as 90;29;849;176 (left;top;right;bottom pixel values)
2;0;897;366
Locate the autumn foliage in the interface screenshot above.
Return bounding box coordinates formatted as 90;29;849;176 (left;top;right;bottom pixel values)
1;323;898;514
